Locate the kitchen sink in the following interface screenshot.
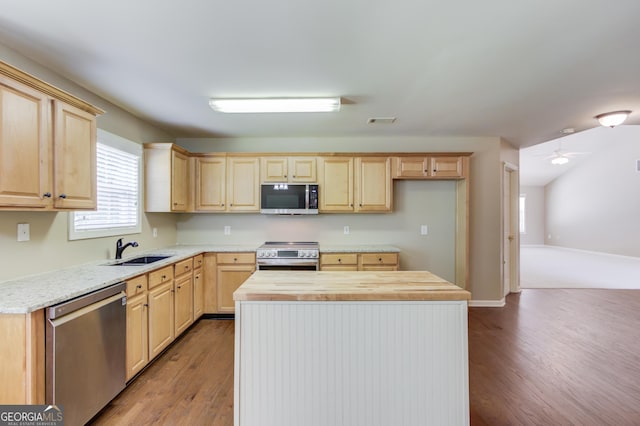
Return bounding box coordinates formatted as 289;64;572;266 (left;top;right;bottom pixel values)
110;255;171;266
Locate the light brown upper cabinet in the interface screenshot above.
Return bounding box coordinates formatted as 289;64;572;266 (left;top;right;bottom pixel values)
193;155;260;213
194;155;226;211
261;156;317;183
393;156;466;179
53;101;97;209
317;157;354;212
318;156;392;213
144;143;190;212
226;157;260;212
0;61;102;210
354;157;392;212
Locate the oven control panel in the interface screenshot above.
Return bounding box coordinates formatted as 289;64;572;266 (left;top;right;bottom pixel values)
256;249;319;259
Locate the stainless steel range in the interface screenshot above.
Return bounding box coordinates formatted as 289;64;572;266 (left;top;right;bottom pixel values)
256;241;320;270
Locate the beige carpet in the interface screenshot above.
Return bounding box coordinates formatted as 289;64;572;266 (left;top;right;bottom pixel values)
520;245;640;289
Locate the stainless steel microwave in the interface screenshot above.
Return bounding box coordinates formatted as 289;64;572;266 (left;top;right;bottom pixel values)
260;183;319;214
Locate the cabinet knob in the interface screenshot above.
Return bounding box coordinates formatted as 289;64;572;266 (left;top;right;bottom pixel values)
284;175;287;178
359;203;362;207
59;194;67;199
293;175;296;178
349;204;353;207
177;285;182;289
233;258;238;262
230;203;233;206
136;284;142;289
185;265;189;269
143;303;149;308
43;192;52;198
378;257;383;262
338;258;342;263
222;203;225;206
161;275;166;280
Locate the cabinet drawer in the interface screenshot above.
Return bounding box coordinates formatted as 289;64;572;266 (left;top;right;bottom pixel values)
217;252;256;264
320;253;358;266
360;253;398;266
175;258;193;276
148;265;174;289
193;254;204;270
126;274;148;296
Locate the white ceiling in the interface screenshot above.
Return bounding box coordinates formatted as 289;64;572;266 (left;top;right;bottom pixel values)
0;1;640;148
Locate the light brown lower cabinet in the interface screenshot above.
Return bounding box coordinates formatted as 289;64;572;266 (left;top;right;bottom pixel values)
124;255;207;381
148;280;175;361
319;253;358;271
320;252;399;271
216;253;256;313
193;255;204;320
125;292;148;381
174;273;194;336
359;253;399;271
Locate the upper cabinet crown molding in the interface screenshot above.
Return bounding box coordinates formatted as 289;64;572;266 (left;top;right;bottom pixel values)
0;60;104;116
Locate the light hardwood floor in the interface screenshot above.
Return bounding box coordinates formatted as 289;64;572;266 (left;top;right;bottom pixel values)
92;289;640;425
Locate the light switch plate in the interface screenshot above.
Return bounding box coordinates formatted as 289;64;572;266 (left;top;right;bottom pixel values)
224;225;231;235
17;223;30;242
421;225;428;235
343;225;350;235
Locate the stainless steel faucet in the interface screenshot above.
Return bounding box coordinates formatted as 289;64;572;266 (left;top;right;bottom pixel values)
115;238;139;259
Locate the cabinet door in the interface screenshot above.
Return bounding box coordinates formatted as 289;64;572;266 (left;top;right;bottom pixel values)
355;157;392;212
174;274;193;336
126;293;148;381
393;157;429;178
193;269;204;320
227;157;259;212
148;281;175;360
195;156;226;211
0;76;50;208
261;157;288;182
317;157;354;212
171;150;189;211
53;101;96;209
430;156;463;178
217;264;255;313
289;157;317;182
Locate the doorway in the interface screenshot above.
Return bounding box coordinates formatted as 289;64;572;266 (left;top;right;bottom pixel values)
502;163;519;298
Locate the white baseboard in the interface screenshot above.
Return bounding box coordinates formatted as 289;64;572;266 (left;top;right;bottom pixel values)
522;245;640;261
469;298;505;308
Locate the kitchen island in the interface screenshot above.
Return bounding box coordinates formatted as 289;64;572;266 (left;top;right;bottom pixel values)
233;270;471;426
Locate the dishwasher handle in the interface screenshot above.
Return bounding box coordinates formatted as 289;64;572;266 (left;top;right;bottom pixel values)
48;282;127;319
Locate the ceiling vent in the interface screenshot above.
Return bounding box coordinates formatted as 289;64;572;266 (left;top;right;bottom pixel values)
367;117;396;124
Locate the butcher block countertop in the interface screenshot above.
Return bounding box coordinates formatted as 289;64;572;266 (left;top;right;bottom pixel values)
234;270;470;302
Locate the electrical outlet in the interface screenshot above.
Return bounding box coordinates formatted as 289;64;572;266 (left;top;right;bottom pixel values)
152;227;158;238
17;223;30;242
420;225;428;235
343;225;350;235
224;225;231;235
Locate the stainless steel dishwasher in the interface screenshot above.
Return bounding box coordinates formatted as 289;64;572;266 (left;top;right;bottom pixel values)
46;282;127;426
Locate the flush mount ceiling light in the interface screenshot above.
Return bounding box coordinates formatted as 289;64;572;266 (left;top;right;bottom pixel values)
595;110;631;128
209;97;341;113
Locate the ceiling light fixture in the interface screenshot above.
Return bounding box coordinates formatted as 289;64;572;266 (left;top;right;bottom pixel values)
209;97;341;113
595;110;631;128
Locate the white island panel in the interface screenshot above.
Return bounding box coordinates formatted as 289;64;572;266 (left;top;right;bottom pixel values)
234;300;469;426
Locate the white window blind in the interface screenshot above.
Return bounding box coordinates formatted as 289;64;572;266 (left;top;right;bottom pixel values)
69;130;142;240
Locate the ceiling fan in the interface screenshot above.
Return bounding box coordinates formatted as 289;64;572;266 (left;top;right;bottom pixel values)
542;141;591;165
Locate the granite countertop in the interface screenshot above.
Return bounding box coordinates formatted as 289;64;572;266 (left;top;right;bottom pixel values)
0;243;402;314
319;245;400;253
234;270;470;302
0;244;257;314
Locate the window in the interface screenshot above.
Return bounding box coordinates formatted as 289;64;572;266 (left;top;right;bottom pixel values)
519;194;526;234
69;129;142;240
